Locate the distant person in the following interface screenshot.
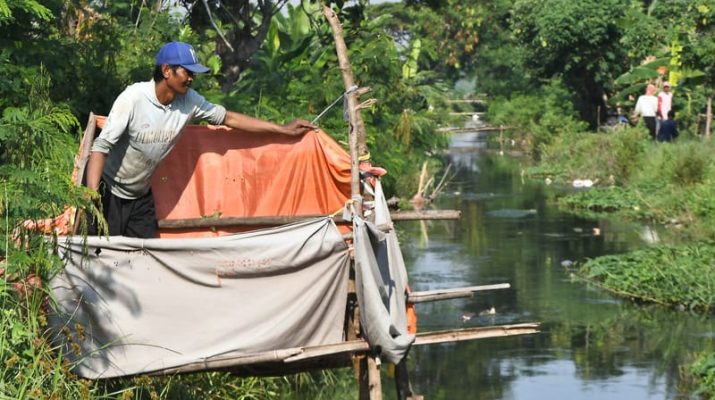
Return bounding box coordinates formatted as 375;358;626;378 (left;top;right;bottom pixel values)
657;82;673;120
657;110;678;142
85;41;316;238
616;105;629;126
633;84;658;139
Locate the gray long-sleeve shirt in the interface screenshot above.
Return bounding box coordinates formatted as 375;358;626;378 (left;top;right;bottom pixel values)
91;81;227;199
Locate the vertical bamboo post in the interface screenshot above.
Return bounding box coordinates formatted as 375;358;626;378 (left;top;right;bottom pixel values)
706;95;712;138
322;4;379;399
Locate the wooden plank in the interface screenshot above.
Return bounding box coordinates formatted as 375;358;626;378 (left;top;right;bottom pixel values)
446;99;486;104
390;210;461;221
284;340;369;363
75;112;97;186
407;283;510;303
437;126;509;133
72;113;98;234
449;111;485;116
414;323;539;346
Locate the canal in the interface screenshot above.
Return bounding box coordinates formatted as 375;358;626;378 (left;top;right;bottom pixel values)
395;131;715;399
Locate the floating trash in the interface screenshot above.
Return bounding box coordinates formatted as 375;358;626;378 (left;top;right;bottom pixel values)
479;307;496;316
572;179;594;188
460;312;476;322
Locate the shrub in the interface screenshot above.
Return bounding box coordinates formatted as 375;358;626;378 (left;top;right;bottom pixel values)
487;79;588;157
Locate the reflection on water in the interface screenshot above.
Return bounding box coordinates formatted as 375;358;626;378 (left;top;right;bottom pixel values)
396;131;715;399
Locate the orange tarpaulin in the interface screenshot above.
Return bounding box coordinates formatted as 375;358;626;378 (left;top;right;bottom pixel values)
95;117;353;238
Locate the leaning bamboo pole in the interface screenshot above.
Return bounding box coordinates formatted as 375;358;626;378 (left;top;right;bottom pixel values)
323;4;367;209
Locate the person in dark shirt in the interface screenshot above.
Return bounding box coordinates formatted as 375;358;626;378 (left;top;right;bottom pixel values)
657;110;678;142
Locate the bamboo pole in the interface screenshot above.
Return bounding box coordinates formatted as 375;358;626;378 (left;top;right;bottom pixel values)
407;283;511;304
156;210;460;230
391;209;460;221
141;323;538;377
322;4;379;398
706;95;712;138
323;4;367;208
414;323;540;346
281;323;540;363
147;348;304;375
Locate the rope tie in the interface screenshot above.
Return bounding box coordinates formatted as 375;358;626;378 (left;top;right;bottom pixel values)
311;85;359;125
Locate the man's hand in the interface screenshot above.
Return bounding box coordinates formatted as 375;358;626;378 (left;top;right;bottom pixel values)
281;119;317;136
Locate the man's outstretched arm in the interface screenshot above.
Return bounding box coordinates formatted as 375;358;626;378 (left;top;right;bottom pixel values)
222;111;316;136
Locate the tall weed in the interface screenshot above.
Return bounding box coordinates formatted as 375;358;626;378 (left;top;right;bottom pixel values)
539;126;647;184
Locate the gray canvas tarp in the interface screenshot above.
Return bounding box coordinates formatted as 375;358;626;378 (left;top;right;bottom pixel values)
49;218;350;378
353;181;415;364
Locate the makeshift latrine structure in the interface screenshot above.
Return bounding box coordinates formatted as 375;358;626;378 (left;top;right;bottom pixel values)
42;7;539;399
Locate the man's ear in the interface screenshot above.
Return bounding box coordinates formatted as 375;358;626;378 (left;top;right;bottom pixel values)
161;64;172;79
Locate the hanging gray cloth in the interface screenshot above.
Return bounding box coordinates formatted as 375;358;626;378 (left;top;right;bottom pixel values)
353;195;415;363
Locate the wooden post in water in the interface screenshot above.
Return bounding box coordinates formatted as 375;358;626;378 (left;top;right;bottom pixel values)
322;4;380;399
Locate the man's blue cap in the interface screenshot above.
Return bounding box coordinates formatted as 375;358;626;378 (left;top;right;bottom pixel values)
155;42;210;74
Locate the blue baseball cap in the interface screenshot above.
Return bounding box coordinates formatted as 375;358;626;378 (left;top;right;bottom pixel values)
155;42;210;74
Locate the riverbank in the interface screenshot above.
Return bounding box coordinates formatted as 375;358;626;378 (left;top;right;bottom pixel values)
513;125;715;396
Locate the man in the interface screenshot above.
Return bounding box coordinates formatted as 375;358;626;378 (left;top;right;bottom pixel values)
633;84;658;139
658;82;673;120
657;110;678;142
86;41;315;238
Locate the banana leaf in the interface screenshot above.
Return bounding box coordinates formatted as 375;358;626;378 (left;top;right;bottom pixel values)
609;83;647;105
614;67;659;86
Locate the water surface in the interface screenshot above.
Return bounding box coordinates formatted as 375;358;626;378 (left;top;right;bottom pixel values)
396;131;715;399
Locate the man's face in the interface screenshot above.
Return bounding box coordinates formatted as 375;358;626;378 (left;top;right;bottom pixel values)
664;85;670;92
165;65;194;95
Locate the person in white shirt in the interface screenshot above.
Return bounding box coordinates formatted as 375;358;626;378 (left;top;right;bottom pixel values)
658;82;673;120
633;83;658;139
86;41;316;238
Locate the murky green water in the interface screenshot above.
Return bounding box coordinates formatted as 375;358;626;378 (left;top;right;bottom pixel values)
394;132;715;399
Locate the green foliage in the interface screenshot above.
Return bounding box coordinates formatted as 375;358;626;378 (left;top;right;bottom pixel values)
616;6;665;64
579;243;715;311
0;0;52;25
686;352;715;398
373;0;483;81
0;67;101;400
510;0;631;124
210;3;450;196
0;68;92;229
680;1;715;87
487;80;588;156
96;369;356;400
557;186;647;215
